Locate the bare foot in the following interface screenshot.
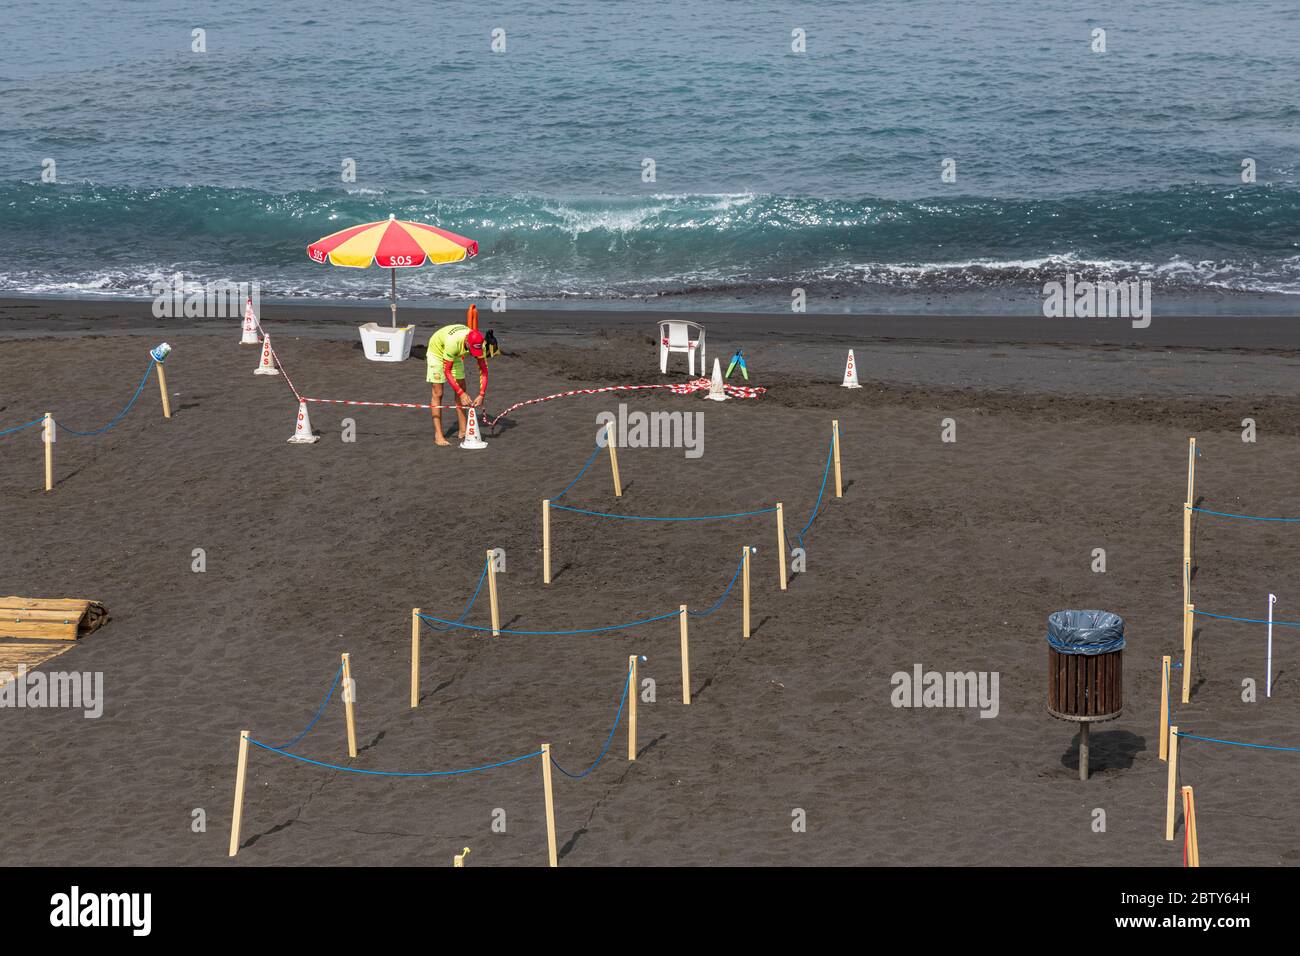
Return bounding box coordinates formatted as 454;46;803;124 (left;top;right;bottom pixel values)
435;435;451;446
457;431;466;440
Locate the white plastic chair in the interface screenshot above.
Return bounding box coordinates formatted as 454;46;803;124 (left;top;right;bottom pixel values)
658;320;705;375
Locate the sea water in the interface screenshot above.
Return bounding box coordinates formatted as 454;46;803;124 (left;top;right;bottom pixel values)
1;0;1297;314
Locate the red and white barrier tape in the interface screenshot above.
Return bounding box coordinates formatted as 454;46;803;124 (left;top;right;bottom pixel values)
304;397;449;410
483;379;765;426
252;317;304;403
253;322;764;425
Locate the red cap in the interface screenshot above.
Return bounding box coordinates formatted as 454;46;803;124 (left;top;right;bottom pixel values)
465;328;486;357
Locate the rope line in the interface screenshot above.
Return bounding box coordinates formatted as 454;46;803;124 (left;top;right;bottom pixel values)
246;661;636;778
485;380;766;427
550;663;634;779
19;359;156;437
1193;608;1300;627
549;503;777;522
267;663;344;752
552;442;603;502
0;416;44;438
1191;506;1300;523
418;545;745;634
247;738;543;776
418;610;677;636
425;557;489;632
688;553;745;618
250;315;303;404
796;436;834;550
304;397;460;411
266;340;303;404
1175;732;1300;753
54;359;156;436
255;330;764;426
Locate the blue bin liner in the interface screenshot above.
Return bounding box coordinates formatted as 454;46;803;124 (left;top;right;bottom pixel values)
1047;610;1125;655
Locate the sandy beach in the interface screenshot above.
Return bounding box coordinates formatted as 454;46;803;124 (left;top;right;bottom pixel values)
1;298;1298;866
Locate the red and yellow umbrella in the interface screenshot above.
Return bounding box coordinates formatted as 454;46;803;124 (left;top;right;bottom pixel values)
307;214;478;326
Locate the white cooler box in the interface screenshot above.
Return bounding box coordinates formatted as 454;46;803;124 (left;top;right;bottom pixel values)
358;323;415;362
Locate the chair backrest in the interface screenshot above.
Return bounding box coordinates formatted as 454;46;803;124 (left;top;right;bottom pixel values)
660;320;702;349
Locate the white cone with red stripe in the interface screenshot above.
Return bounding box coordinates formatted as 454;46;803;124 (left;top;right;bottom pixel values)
460;406;488;449
287;401;320;444
241;297;260;345
841;349;862;388
254;333;280;375
707;358;728;402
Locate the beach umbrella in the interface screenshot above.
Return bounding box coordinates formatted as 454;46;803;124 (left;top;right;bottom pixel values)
307;214;478;327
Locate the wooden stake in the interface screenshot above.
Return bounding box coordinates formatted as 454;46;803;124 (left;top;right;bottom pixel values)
156;363;172;419
1182;786;1200;866
1164;725;1179;841
679;605;691;705
742;545;751;638
542;499;551;585
627;655;638;761
228;730;250;857
1182;603;1194;704
487;549;500;637
832;419;842;498
606;421;622;497
43;412;52;492
1184;437;1196;607
541;743;558;867
1159;655;1171;761
776;502;787;591
342;652;357;758
410;608;420;709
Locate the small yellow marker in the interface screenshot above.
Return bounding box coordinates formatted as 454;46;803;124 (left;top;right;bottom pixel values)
454;847;471;867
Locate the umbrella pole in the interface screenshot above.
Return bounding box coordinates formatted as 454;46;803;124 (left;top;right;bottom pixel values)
390;267;397;328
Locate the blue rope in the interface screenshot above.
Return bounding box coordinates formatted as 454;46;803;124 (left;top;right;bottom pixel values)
247;738;543;776
54;360;156;436
550;663;634;779
795;436;835;550
1161;658;1186;722
688;553;745;618
1193;609;1300;627
267;663;344;752
1191;507;1300;523
1176;732;1300;753
418;610;677;635
0;416;44;438
549;504;776;522
552;442;603;502
426;557;489;632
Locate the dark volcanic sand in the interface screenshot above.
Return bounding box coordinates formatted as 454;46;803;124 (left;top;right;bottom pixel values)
2;300;1299;866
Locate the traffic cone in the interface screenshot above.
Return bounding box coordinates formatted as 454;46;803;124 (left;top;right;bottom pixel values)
287;401;320;444
460;406;488;449
241;297;260;345
707;358;728;402
254;333;280;375
841;349;862;388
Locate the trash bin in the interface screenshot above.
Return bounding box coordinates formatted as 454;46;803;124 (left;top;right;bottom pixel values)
1046;610;1124;780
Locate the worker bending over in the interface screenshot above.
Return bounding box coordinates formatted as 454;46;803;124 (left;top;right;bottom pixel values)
426;323;488;446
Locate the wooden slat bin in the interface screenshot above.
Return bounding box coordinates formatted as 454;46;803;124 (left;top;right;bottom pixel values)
0;597;108;642
1045;610;1125;782
1047;646;1123;721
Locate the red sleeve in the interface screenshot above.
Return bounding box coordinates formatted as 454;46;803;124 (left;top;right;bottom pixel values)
476;357;488;397
445;360;467;398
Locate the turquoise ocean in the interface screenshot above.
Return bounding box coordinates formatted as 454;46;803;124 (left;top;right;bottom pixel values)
2;0;1298;313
